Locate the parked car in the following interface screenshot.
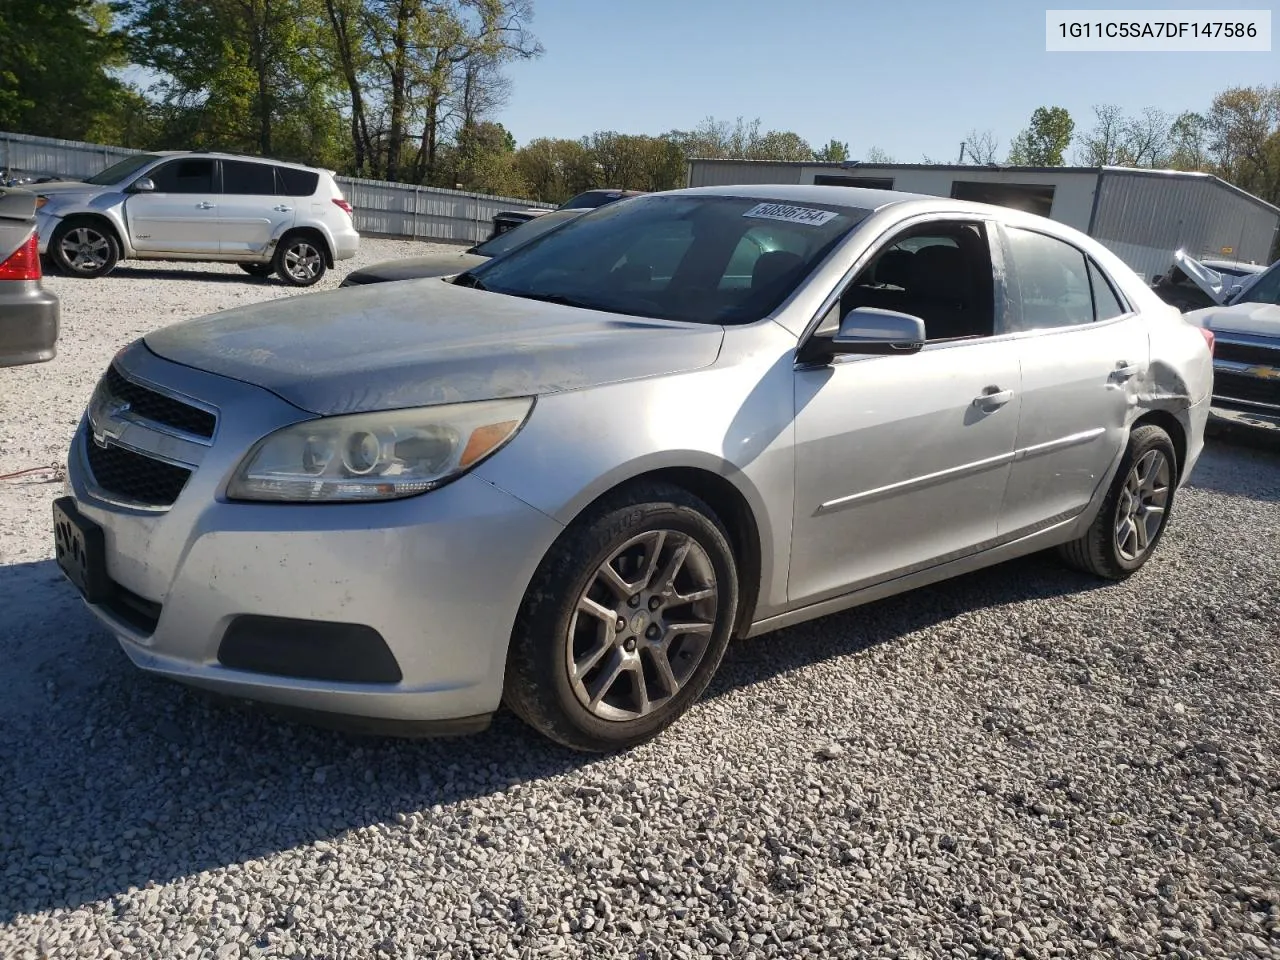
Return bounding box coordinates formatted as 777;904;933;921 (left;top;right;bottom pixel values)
0;187;59;367
33;151;359;286
489;189;645;238
340;208;588;287
1152;256;1267;312
54;185;1211;752
1178;250;1280;433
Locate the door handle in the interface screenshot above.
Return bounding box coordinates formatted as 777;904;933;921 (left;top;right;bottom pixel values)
195;202;214;210
973;387;1014;411
1110;362;1139;382
273;205;292;212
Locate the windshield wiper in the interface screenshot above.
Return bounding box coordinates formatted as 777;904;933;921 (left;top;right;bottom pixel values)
453;272;488;290
513;292;599;310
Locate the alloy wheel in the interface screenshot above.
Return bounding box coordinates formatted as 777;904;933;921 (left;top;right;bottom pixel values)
566;530;719;721
1114;448;1171;561
282;241;322;282
60;227;110;273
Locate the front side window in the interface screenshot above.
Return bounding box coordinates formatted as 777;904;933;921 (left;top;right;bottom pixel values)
837;221;996;341
465;195;869;325
221;160;276;196
149;159;215;194
1005;227;1094;330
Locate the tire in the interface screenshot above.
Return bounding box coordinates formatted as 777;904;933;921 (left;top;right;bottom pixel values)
272;233;327;287
1058;424;1178;580
503;482;740;752
239;263;274;278
50;218;120;278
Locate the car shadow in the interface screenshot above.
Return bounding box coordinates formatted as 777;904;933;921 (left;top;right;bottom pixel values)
99;266;284;286
0;546;1107;923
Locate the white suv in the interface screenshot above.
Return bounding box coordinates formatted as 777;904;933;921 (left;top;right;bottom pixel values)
34;151;359;286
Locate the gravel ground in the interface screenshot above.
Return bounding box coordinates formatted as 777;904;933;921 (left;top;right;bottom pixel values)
1;251;1279;959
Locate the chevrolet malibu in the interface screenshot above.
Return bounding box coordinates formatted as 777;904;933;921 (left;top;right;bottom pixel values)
54;185;1213;752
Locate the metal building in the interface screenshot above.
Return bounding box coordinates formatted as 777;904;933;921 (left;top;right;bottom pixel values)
686;159;1280;282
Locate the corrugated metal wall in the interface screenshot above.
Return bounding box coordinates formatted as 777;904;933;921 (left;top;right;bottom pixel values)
1088;171;1278;281
686;160;804;187
0;130;553;244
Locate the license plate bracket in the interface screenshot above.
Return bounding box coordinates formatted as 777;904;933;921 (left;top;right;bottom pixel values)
52;496;111;604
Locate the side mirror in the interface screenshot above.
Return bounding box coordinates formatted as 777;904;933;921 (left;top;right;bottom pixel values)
831;307;926;355
130;177;155;193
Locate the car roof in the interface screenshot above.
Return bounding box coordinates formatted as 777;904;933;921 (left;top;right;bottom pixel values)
667;183;936;211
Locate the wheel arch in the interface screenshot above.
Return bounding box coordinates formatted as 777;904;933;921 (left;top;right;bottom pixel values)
1132;408;1188;483
276;224;335;267
51;211;125;250
553;465;766;639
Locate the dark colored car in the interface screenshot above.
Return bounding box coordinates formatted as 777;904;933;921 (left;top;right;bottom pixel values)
1152;257;1267;312
0;188;59;367
341;208;587;287
489;189;645;238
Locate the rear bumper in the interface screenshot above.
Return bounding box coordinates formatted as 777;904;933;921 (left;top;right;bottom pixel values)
332;226;360;261
0;280;59;367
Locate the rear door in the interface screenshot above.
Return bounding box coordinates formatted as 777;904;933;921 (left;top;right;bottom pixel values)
217;160;294;256
125;158;218;254
997;226;1149;538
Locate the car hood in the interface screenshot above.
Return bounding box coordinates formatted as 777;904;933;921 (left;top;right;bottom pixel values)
32;180;100;197
144;277;726;416
1185;302;1280;338
343;251;487;284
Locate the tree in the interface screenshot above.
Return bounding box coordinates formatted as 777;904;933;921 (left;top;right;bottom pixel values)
960;129;999;164
864;146;895;163
1204;85;1280;201
0;0;132;141
1007;106;1074;165
667;116;813;162
813;139;849;162
1168;111;1210;171
1074;103;1127;165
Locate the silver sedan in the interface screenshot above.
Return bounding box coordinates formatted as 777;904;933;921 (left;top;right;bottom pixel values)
54;185;1213;751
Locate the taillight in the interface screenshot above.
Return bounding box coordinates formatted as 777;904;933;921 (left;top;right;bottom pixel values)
1197;326;1215;356
332;198;353;216
0;232;41;281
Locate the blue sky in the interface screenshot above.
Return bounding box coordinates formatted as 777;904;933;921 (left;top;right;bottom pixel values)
497;0;1279;161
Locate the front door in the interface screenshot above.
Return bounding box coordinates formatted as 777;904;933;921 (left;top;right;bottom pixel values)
125;158;219;255
788;217;1022;605
996;226;1150;537
217;159;295;256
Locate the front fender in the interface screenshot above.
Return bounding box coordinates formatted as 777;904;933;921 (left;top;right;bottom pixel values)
41;194;135;257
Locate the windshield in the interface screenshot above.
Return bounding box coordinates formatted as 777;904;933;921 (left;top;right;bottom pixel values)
85;154;163;186
471;209;584;258
464;194;868;325
1234;261;1280;306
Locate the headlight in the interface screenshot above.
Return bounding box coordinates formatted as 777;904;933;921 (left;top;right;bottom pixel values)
227;397;533;503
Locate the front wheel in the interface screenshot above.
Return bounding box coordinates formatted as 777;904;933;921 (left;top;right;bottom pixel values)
50;219;120;278
1058;424;1177;580
504;482;740;752
273;234;327;287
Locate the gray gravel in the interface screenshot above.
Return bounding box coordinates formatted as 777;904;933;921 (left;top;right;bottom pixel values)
2;253;1279;959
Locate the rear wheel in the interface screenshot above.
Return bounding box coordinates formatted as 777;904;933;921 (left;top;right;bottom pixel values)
1058;424;1177;580
50;218;120;278
239;263;274;278
273;233;327;287
503;482;739;752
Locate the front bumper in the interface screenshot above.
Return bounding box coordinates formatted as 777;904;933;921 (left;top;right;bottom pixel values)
1209;402;1280;434
0;279;59;367
63;346;563;728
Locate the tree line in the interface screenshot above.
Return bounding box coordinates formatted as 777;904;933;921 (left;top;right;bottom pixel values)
2;1;1279;215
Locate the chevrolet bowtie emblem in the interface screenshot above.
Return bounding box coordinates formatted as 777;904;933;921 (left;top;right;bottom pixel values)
90;396;131;448
1246;365;1280;380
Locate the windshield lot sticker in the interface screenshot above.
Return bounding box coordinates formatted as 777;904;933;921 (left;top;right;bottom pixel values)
742;203;839;226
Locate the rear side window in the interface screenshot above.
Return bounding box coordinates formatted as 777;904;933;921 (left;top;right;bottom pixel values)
275;167;319;197
149;159;214;194
1005;228;1094;330
1088;259;1128;321
222;160;277;196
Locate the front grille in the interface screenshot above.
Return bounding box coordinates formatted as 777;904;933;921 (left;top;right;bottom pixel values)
85;438;192;506
1215;370;1280;409
104;365;216;439
1215;340;1280;367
